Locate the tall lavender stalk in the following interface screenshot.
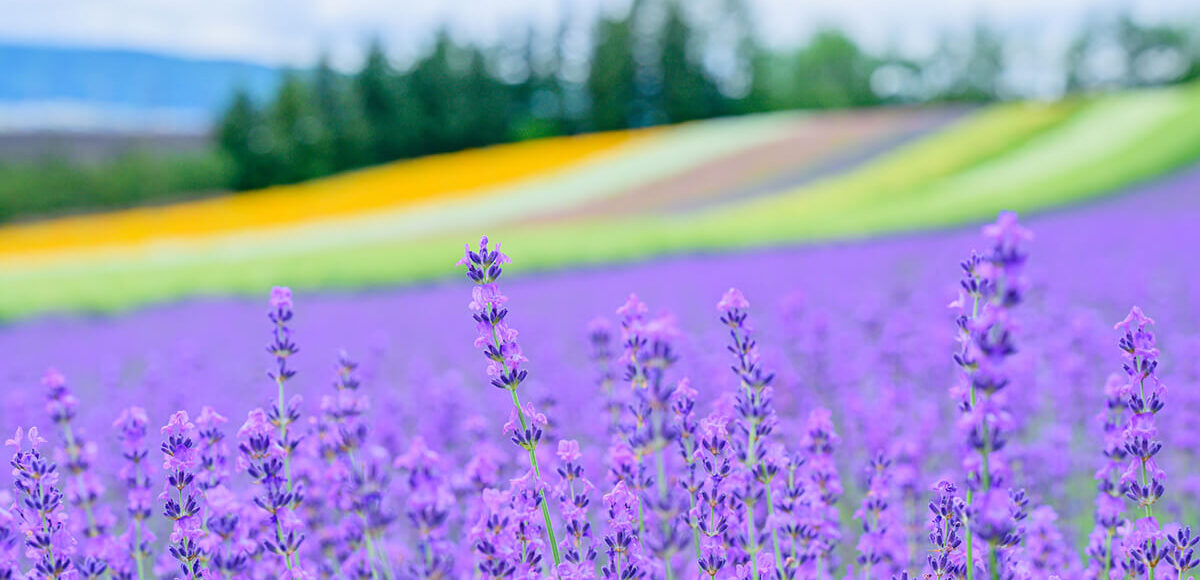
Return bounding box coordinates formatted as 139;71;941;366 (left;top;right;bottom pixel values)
554;439;599;578
314;351;393;578
8;426;75;578
588;317;622;437
854;452;906;578
160;411;205;579
600;481;646;579
114;407;155;580
267;286;302;492
237;408;305;573
1113;307;1172;579
801;408;842;578
950;212;1029;580
43;369;109;576
456;235;562;568
717;288;782;580
695;415;733;579
615;294;683;578
236;286;308;574
394;437;454;577
670;379;704;567
1086;374;1131;579
923;481;967;578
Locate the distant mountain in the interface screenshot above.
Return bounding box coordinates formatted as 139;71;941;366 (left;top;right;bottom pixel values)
0;43;282;133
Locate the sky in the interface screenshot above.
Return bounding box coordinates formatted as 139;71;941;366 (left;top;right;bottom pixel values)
0;0;1193;70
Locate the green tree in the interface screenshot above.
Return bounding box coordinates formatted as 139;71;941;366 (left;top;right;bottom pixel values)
659;0;725;123
217;89;275;190
313;54;370;172
587;12;637;131
791;29;880;109
356;39;417;162
266;73;328;184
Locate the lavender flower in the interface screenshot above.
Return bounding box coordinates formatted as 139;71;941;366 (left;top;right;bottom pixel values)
614;294;684;579
43;369;109;576
800;408;842;578
1115;307;1166;519
555;440;599;578
924;481;967;579
1023;506;1079;576
237;408;305;574
195;406;230;492
950;212;1030;579
1164;527;1198;577
670;379;704;567
1114;307;1172;578
470;487;518;579
717;288;784;579
457;235;562;567
509;469;552;578
774;451;811;577
114;407;155;580
267;286;303;495
589;317;622;437
310;351;389;578
1086;374;1131;578
601;481;646;579
395;437;454;577
0;494;20;578
854;452;906;578
160;411;205;579
235;286;309;575
695;415;733;579
8;426;75;578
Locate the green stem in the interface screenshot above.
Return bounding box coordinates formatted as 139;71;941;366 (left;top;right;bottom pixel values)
275;374;293;493
509;388;563;568
987;541;998;580
1135;364;1154;519
966;488;975;580
745;500;759;580
765;483;784;576
491;316;563;572
1102;528;1114;580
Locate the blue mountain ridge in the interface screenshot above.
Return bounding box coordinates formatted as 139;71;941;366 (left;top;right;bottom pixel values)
0;43;282;114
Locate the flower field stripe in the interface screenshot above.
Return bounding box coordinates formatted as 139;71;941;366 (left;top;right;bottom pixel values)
0;127;650;259
2;86;1200;318
526;107;965;221
0;112;800;268
681;98;1083;244
727;84;1200;242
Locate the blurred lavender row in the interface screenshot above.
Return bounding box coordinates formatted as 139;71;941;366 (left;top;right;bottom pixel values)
0;166;1198;578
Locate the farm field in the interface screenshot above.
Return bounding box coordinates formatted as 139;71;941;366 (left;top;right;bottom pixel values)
2;83;1200;318
6;1;1200;577
1;150;1198;577
1;75;1200;578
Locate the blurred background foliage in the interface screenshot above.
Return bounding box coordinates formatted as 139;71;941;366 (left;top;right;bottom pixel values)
2;0;1198;222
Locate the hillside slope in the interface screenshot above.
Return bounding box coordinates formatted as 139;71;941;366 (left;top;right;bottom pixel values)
1;84;1199;318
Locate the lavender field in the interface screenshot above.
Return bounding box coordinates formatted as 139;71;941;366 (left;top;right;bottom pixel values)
1;164;1199;580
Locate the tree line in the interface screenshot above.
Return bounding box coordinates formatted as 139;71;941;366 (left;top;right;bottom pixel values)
217;2;1200;191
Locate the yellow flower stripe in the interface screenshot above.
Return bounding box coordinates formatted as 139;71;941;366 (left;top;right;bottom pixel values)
0;128;649;258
